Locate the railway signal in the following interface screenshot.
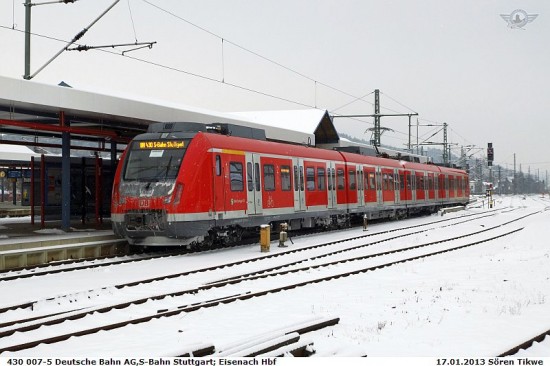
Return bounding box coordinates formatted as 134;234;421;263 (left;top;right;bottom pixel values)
487;143;494;166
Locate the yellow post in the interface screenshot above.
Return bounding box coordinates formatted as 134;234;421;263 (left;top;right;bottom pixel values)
260;225;270;252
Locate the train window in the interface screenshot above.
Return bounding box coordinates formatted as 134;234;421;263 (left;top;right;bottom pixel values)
400;174;405;190
281;165;291;191
369;172;375;190
124;142;187;181
394;173;399;190
306;167;315;191
247;162;253;191
255;163;261;191
337;169;345;190
299;166;304;191
327;168;333;190
331;168;336;190
349;170;356;190
230;162;244;191
318;168;326;191
364;171;369;191
263;164;275;191
358;170;363;191
216;155;221;176
294;166;299;191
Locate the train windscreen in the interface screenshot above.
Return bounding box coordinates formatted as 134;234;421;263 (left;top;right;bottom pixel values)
123;140;189;181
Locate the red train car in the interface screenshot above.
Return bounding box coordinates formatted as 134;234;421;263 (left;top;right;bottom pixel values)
111;122;469;246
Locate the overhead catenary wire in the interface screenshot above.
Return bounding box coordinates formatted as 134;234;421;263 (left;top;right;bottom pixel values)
380;91;417;114
26;0;121;79
138;0;377;109
127;0;138;43
0;24;313;108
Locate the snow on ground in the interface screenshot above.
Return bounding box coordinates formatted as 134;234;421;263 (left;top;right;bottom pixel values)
0;195;549;357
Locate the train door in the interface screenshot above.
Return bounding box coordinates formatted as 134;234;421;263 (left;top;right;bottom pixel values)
347;164;358;207
410;170;417;202
327;161;337;209
245;153;263;215
357;165;365;207
402;170;411;202
376;166;383;205
394;169;400;204
293;157;306;211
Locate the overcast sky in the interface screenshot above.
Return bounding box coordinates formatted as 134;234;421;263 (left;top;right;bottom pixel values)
1;1;549;181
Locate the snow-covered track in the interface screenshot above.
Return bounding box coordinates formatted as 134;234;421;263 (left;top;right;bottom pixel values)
0;247;189;282
0;208;506;316
0;221;527;354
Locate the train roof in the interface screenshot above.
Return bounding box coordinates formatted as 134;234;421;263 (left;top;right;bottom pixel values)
197;132;468;176
198;132;343;161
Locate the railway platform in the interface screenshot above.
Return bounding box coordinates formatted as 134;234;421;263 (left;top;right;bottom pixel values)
0;201;128;271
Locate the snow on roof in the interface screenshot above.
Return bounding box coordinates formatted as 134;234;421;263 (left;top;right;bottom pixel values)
230;109;328;135
0;143;39;161
0;75;314;146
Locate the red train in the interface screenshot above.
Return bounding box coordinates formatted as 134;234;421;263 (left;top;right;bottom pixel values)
111;122;470;246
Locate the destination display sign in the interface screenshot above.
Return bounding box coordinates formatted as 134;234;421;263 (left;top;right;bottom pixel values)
138;141;185;149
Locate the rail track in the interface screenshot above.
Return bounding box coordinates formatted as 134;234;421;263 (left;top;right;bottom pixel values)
0;207;509;283
0;206;539;355
498;328;550;356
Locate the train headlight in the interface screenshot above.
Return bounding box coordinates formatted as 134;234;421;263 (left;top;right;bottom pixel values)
173;183;184;205
113;183;125;205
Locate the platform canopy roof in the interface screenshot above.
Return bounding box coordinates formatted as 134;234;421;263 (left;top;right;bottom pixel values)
0;143;40;163
230;109;340;145
0;75;315;149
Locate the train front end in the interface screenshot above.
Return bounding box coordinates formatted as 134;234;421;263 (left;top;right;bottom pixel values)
111;122;210;245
